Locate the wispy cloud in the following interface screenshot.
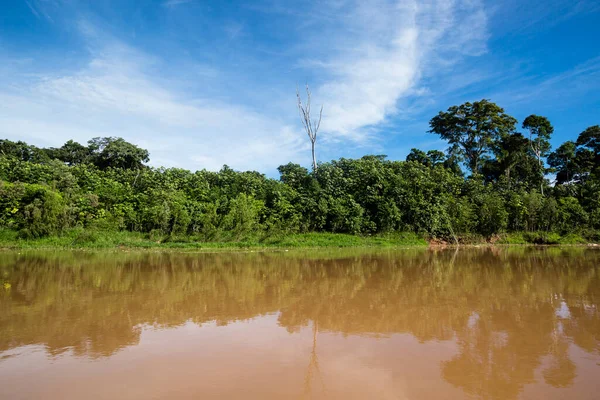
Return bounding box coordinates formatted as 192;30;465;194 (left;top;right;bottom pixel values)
24;0;55;23
25;1;41;19
1;0;492;172
300;0;489;142
224;21;244;41
490;0;600;37
486;56;600;109
162;0;193;8
0;27;305;172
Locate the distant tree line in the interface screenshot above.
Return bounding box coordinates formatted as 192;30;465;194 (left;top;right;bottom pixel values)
0;100;599;241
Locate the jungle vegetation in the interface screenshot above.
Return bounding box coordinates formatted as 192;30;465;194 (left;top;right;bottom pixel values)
0;99;599;245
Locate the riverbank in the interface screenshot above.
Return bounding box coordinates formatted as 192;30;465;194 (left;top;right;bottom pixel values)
0;229;427;250
0;229;598;250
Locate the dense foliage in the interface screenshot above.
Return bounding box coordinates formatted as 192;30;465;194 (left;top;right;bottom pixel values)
1;101;599;242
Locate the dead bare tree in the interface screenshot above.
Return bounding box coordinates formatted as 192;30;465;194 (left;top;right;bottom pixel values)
297;85;322;172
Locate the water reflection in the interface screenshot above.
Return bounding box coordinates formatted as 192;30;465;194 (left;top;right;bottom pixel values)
0;248;599;399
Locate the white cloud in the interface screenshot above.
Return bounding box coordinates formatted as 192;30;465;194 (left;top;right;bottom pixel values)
162;0;193;8
0;44;305;172
310;0;488;142
0;1;489;171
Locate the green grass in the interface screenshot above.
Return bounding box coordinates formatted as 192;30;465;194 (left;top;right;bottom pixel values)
274;232;427;247
0;229;427;250
497;231;594;245
496;232;528;245
557;233;589;245
1;228;597;251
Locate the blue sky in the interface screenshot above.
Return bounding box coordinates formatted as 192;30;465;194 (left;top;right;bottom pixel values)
1;0;599;174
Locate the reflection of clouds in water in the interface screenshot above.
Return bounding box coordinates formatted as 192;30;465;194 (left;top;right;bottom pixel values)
584;304;596;315
325;354;408;400
556;301;571;319
467;312;479;329
556;321;564;334
491;331;509;348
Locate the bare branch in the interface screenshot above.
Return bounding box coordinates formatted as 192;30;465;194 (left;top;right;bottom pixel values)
314;105;323;140
296;84;322;171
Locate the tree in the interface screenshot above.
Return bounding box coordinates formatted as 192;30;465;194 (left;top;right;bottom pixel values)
548;141;577;184
88;137;149;170
427;150;446;166
576;125;600;176
406;149;429;165
297;85;322;172
0;139;49;163
443;153;463;176
278;163;310;188
429;100;517;175
485;132;541;189
406;149;446;168
496;133;529;182
550;126;600;185
55;140;93;166
576;125;600;153
522;115;553;194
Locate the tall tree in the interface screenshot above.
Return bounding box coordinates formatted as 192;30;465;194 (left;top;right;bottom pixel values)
548;141;577;184
88;137;149;170
278;162;310;189
406;149;429;166
522;115;553;194
576;125;600;176
297;85;322;172
406;149;446;167
429;100;517;175
427;150;446;166
487;132;535;187
0;139;49;163
55;140;92;166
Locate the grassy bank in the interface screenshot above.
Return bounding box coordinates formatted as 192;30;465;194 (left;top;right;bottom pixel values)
0;229;428;250
496;231;600;245
0;229;598;251
431;232;599;246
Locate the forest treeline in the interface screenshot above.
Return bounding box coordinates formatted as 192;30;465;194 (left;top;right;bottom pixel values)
0;99;599;243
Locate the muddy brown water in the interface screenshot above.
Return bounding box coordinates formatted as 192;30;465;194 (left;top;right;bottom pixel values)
0;248;599;399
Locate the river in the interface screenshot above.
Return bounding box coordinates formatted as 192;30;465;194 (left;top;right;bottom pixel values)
0;248;599;399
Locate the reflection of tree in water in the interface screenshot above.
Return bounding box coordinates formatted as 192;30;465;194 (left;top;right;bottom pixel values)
563;303;600;354
441;304;567;399
301;321;326;399
543;326;576;388
1;248;599;398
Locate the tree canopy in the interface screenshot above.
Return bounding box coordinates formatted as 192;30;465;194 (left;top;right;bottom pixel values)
428;99;517;174
0;102;598;241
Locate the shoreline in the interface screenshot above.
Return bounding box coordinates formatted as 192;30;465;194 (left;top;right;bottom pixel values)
0;230;598;252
